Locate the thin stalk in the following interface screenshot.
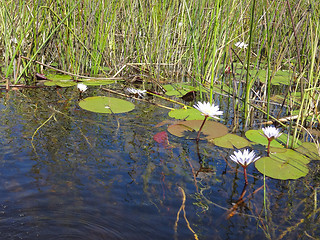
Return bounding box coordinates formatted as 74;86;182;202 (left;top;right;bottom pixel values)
196;116;208;142
244;0;256;120
243;166;248;185
16;2;80;83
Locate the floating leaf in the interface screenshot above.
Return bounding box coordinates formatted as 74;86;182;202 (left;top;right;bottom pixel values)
255;149;310;180
79;96;135;113
168;108;205;120
44;80;77;87
257;70;291;85
81;79;116;86
163;83;198;97
295;142;320;160
276;133;302;148
181;91;197;102
153;131;170;149
245;129;284;148
211;133;250;149
167;120;228;140
211;84;232;94
46;74;72;81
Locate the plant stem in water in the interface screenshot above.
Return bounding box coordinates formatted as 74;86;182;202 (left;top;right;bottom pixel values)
196;116;208;142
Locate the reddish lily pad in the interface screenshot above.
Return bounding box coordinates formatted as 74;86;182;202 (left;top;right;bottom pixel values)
167;120;228;140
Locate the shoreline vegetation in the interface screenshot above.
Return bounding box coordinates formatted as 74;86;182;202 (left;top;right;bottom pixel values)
1;1;320;139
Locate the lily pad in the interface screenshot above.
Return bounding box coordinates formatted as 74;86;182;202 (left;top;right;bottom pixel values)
277;133;302;148
44;80;77;87
168;108;205;120
211;133;250;149
255;149;310;180
167;120;228;140
257;70;291;86
295;142;320;160
245;129;284;148
79;96;135;113
211;84;232;94
81;79;116;86
46;74;72;81
163;83;198;97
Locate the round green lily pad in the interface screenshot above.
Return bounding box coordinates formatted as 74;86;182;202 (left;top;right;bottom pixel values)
255;149;310;180
167;120;228;140
245;129;284;148
79;96;135;113
168;108;205;120
211;133;250;149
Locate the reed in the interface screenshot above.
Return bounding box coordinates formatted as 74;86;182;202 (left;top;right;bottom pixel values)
0;0;320;130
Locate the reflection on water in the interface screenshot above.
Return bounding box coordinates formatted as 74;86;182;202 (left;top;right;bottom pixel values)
0;88;318;239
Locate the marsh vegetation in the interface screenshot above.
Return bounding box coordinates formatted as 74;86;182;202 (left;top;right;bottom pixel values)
1;0;320;239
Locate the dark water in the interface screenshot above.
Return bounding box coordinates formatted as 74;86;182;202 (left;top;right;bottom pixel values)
0;87;319;240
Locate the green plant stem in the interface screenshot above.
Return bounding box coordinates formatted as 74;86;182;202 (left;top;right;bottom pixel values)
244;0;256;120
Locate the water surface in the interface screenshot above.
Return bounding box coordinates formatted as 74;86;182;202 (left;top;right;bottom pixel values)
0;88;318;239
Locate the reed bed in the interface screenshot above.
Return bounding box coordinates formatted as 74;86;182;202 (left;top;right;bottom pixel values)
0;0;319;134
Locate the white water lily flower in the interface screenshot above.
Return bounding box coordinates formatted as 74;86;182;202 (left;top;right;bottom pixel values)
230;149;260;167
77;83;88;93
126;88;147;98
235;41;248;49
193;101;223;119
262;126;282;140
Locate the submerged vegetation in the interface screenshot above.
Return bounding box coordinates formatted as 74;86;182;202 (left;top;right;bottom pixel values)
1;0;320;238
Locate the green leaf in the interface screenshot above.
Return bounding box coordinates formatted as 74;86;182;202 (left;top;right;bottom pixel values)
46;74;72;81
257;70;291;85
167;120;228;140
81;79;116;86
211;133;250;149
79;96;135;113
44;80;77;87
168;108;205;120
245;129;284;148
255;149;310;180
163;83;197;97
295;142;320;160
276;133;302;148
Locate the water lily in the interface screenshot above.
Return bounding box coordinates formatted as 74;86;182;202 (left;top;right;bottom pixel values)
262;126;282;155
230;149;260;184
262;126;282;140
193;101;223;141
235;41;248;49
193;102;223;119
126;88;147;98
77;83;88;93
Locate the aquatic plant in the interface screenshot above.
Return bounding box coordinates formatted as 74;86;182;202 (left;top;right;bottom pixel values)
77;83;88;93
234;42;248;49
230;149;260;184
262;126;282;155
125;88;147;98
193;101;223;141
